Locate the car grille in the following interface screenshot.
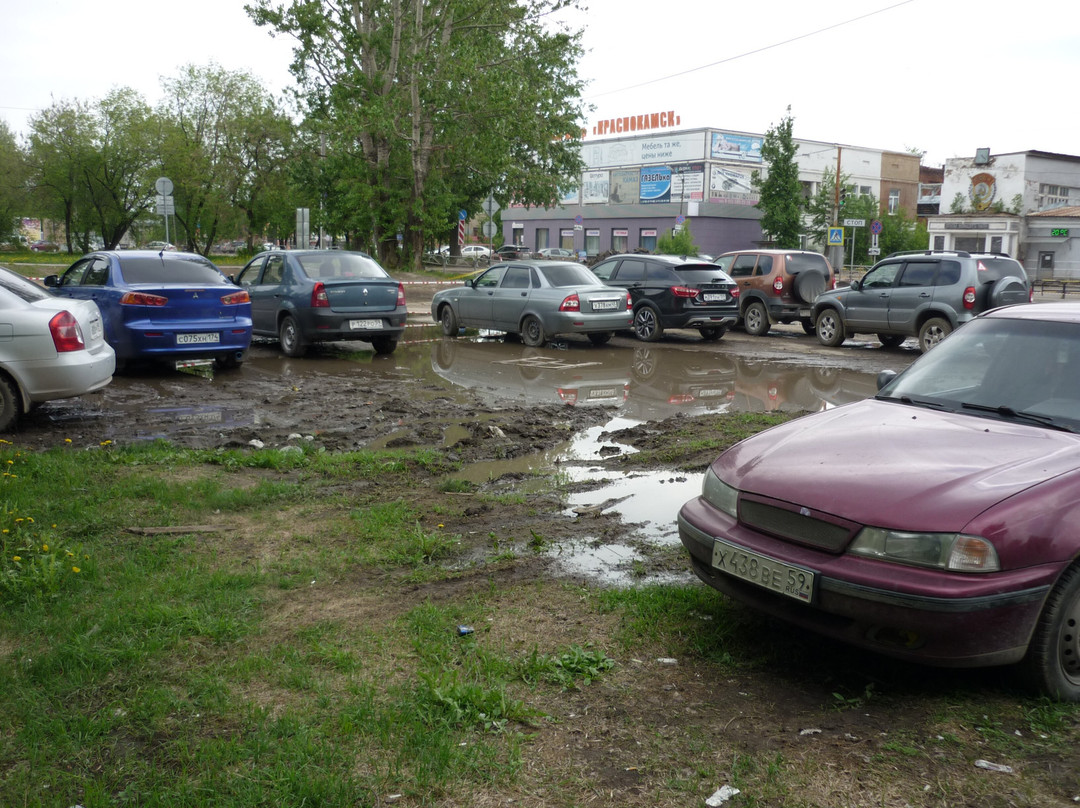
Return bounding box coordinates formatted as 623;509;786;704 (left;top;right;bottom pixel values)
738;495;860;553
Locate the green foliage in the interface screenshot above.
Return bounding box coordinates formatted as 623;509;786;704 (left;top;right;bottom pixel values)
518;644;616;690
657;220;699;255
751;108;803;248
0;503;87;604
950;192;968;214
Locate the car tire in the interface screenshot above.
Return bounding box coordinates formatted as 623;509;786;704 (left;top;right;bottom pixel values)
800;316;816;336
0;375;20;432
793;271;826;305
989;275;1029;308
370;337;397;355
439;304;459;337
632;347;657;380
633;306;664;342
743;300;770;337
521;315;546;347
918;317;951;352
877;333;906;349
587;332;613;346
1021;563;1080;700
279;314;307;357
698;327;726;341
815;308;846;347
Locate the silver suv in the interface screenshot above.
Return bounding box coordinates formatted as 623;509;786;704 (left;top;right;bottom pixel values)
812;251;1031;352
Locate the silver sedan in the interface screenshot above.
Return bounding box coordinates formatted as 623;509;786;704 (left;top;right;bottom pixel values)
431;261;632;347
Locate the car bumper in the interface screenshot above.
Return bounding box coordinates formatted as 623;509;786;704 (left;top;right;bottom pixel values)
542;311;634;335
120;323;253;360
299;309;407;342
662;308;739;330
10;346;115;404
678;497;1052;667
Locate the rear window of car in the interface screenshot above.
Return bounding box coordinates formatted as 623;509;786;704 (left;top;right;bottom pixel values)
0;268;49;302
297;253;389;280
675;267;734;283
975;257;1028;283
120;256;229;284
785;253;829;274
539;264;599;287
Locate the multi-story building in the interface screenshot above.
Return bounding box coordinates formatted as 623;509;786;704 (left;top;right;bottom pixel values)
502;125;920;259
927;150;1080;279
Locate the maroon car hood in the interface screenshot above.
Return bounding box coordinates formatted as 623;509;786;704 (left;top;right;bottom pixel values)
724;400;1080;531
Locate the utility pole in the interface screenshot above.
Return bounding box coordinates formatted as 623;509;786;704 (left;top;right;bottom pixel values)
831;145;845;275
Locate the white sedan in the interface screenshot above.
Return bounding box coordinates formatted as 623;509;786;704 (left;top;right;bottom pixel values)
0;266;114;430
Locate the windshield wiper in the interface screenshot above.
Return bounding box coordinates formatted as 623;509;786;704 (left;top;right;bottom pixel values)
878;394;950;410
960;402;1077;433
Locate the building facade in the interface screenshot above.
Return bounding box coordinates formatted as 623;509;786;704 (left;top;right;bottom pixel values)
927;150;1080;279
502;127;920;259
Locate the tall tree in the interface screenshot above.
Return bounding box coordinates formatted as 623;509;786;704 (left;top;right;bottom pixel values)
248;0;588;268
0;123;28;245
751;108;803;249
157;64;295;255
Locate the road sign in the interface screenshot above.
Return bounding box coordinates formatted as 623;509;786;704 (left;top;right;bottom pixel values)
574;214;583;225
828;227;844;246
482;221;497;238
155;176;173;196
870;219;883;235
843;218;866;228
458;209;467;221
868;247;881;255
676;214;686;225
155;194;175;215
482;195;500;218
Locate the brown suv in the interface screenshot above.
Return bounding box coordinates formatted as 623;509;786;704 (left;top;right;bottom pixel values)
713;249;835;336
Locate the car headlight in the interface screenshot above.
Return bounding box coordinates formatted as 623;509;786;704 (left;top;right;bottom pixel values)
848;528;1000;572
701;467;738;517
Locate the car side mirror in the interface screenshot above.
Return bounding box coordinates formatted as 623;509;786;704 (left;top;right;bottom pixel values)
876;370;897;391
43;275;59;287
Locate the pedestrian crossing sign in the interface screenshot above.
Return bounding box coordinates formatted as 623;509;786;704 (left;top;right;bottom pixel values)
828;227;844;245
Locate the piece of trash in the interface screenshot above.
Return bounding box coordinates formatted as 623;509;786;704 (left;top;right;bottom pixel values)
457;625;474;636
974;759;1014;773
799;728;822;736
706;785;741;806
248;439;265;449
656;657;678;665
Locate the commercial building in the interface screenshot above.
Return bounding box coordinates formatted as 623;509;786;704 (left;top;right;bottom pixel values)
501;123;920;259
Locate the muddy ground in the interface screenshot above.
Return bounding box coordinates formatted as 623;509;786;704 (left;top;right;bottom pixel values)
10;278;1077;806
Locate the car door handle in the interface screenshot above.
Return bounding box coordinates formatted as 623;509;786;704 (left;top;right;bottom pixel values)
520;292;527;297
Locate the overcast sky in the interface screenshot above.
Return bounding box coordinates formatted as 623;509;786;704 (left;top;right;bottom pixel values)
4;0;1077;168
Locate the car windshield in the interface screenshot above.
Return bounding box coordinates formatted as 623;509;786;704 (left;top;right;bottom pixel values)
296;252;389;280
120;256;229;284
879;317;1080;431
539;264;601;287
0;267;50;302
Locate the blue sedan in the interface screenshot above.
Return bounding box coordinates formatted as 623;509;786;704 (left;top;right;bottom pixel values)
44;251;252;370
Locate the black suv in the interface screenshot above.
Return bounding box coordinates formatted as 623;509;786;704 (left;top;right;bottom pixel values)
589;254;739;341
813;250;1031;352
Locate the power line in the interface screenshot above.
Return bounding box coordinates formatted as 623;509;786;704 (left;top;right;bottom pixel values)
587;0;917;99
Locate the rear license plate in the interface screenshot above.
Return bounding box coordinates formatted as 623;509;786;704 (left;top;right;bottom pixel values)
350;319;383;330
711;537;815;603
591;300;620;311
588;387;618;399
176;332;220;345
702;293;728;302
90;320;103;340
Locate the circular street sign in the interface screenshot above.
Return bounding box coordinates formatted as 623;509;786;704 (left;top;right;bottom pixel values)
155;176;173;196
870;219;883;235
574;214;583;225
676;215;686;225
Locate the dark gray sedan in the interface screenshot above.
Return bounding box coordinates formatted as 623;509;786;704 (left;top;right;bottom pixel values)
431;261;632;347
235;250;407;356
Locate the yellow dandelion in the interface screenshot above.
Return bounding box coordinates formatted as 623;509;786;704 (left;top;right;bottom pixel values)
64;438;72;444
5;460;11;465
72;566;80;573
42;544;48;552
12;556;20;562
100;440;112;446
26;517;33;523
66;551;74;557
0;438;9;444
2;529;8;534
438;523;445;528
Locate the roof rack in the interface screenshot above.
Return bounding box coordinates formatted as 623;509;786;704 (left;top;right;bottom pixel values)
883;249;972;259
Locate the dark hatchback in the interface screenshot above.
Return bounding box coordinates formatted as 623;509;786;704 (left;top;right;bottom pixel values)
235;250;406;356
679;302;1080;699
589;254;739;341
44;250;252;369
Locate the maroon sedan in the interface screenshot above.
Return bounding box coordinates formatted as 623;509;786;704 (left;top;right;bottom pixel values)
679;302;1080;699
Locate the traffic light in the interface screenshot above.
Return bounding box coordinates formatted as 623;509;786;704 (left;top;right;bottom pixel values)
839;187;847;208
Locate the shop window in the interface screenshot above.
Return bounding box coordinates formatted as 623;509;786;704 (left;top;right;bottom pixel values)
535;228;549;251
612;231;628;253
640;230;657;251
585;230;600;256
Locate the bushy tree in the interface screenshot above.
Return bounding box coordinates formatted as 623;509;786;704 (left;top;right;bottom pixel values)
0;123;27;245
248;0;588;268
751;108;802;248
656;221;698;255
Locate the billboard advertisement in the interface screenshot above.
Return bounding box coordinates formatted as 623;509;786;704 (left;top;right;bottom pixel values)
582;171;610;204
672;163;705;202
640;167;672;204
709;132;762;163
